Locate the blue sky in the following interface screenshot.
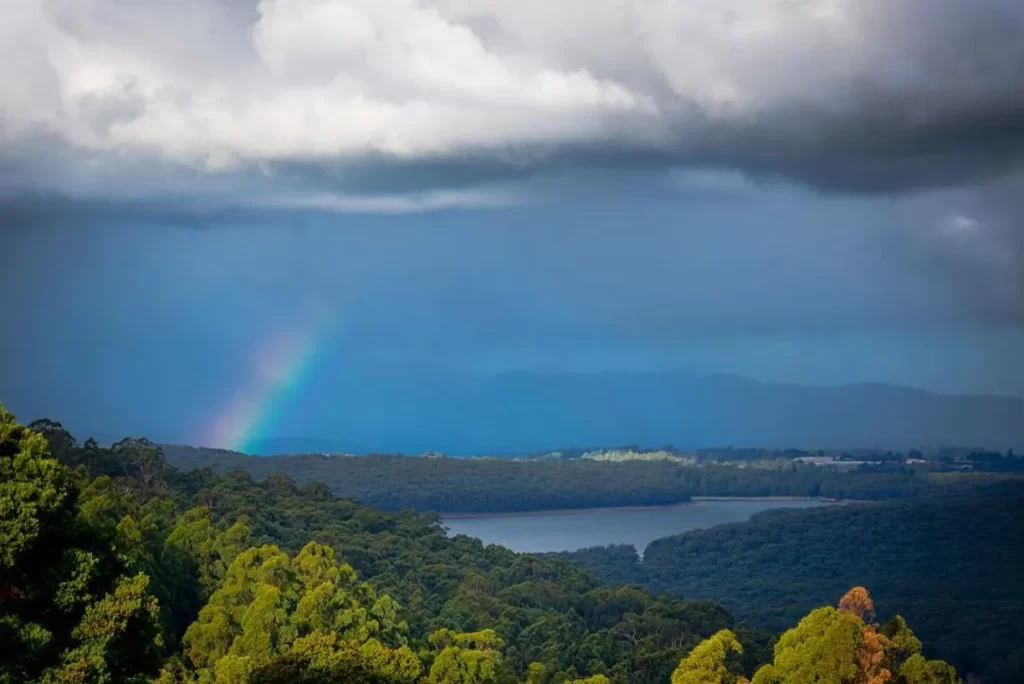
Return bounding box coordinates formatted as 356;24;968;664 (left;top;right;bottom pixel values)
1;0;1022;446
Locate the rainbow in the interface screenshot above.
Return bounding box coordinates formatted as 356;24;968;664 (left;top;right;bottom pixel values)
206;305;336;453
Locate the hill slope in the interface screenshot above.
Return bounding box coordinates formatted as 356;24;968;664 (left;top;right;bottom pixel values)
556;487;1024;681
160;445;1007;513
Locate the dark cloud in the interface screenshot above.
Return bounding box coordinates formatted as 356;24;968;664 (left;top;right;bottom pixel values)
3;0;1024;198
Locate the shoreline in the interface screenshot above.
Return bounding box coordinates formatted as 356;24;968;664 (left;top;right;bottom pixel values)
691;495;825;502
440;495;834;519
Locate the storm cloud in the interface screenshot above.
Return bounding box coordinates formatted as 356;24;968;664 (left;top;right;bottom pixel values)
2;0;1024;199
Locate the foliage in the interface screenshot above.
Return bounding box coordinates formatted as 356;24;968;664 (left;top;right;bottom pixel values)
1;405;167;683
559;490;1024;681
4;407;753;683
161;446;1004;514
45;573;164;683
670;629;743;684
0;407;995;683
745;588;958;684
426;628;505;683
174;541;420;682
899;655;960;684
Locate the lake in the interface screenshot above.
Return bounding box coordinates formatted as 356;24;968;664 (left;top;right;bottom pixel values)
443;498;830;555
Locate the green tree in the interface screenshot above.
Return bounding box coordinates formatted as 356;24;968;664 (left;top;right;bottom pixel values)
672;629;744;684
525;662;545;684
751;607;863;684
427;628;505;683
899;655;960;684
43;573;164;683
0;405;77;569
751;589;960;684
176;541;417;683
1;407;164;683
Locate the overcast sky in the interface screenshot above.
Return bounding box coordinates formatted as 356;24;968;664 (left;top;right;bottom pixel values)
1;0;1023;443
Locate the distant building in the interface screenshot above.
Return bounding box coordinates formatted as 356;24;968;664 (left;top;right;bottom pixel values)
793;456;836;466
794;456;882;471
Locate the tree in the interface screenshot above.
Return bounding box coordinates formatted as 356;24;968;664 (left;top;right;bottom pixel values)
1;407;164;683
672;629;744;684
111;438;170;492
43;573;164;683
525;662;546;684
880;616;922;668
0;406;77;569
176;542;417;683
427;629;505;683
26;418;77;458
856;624;892;684
899;655;960;684
752;606;862;683
752;589;960;684
161;507;252;641
839;587;876;624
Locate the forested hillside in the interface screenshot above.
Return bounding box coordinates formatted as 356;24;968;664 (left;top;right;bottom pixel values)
4;407;758;683
2;406;964;682
556;491;1024;682
161;445;989;513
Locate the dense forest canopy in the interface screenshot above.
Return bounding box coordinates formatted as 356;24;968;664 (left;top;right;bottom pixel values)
2;406;750;683
1;405;976;683
556;489;1024;682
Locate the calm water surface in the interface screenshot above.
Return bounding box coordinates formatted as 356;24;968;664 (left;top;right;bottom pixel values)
443;499;829;555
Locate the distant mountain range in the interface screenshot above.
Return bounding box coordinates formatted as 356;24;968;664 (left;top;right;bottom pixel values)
192;370;1024;455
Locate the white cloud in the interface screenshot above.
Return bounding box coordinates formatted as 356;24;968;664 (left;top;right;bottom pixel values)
1;0;1023;199
263;185;527;214
670;168;754;194
0;0;654;169
938;213;1019;274
943;214;981;235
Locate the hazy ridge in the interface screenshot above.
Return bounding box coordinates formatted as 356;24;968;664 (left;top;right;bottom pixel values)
174;371;1024;455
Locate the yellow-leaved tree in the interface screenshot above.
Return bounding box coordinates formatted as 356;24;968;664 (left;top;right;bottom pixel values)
750;587;959;684
163;541;421;683
675;588;959;684
671;629;746;684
